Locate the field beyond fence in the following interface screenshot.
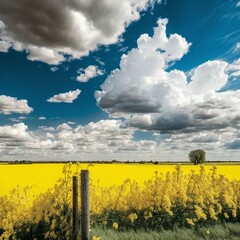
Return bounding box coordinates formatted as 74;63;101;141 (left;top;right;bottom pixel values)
0;162;240;239
0;162;240;198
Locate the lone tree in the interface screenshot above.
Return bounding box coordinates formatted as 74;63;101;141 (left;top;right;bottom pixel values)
189;149;206;165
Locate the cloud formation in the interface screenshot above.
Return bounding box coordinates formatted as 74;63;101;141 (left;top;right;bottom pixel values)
0;123;32;141
0;0;159;64
95;18;240;135
39;116;46;120
47;89;81;103
0;95;33;114
227;58;240;77
95;19;191;115
0;39;11;52
188;61;228;95
0;120;157;161
77;65;103;82
1;120;239;161
27;46;65;65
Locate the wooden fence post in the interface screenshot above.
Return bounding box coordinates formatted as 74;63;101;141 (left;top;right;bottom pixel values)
81;170;90;240
72;176;80;240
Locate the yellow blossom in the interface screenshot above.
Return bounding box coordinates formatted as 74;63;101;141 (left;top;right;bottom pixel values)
92;236;101;240
232;209;237;218
128;213;138;223
224;212;229;219
209;206;218;221
186;218;195;226
112;222;119;230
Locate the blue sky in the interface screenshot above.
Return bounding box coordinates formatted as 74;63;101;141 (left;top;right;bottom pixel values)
0;0;240;161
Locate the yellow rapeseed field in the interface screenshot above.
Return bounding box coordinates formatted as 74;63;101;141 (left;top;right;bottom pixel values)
0;162;239;198
0;162;240;239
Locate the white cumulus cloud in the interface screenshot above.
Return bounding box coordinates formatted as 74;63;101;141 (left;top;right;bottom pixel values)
188;60;228;95
47;89;81;103
39;116;46;120
0;123;33;141
0;39;11;52
227;58;240;77
77;65;103;82
0;120;158;161
95;18;239;135
0;0;160;64
95;19;191;116
0;95;33;115
95;18;191;119
27;46;65;65
1;120;240;161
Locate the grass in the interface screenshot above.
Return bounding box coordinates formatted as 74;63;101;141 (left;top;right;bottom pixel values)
91;223;240;240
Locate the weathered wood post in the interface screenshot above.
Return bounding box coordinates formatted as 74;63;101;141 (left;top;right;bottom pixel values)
81;170;90;240
72;176;80;240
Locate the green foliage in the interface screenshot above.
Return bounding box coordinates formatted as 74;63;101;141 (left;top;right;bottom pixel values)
189;149;206;165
